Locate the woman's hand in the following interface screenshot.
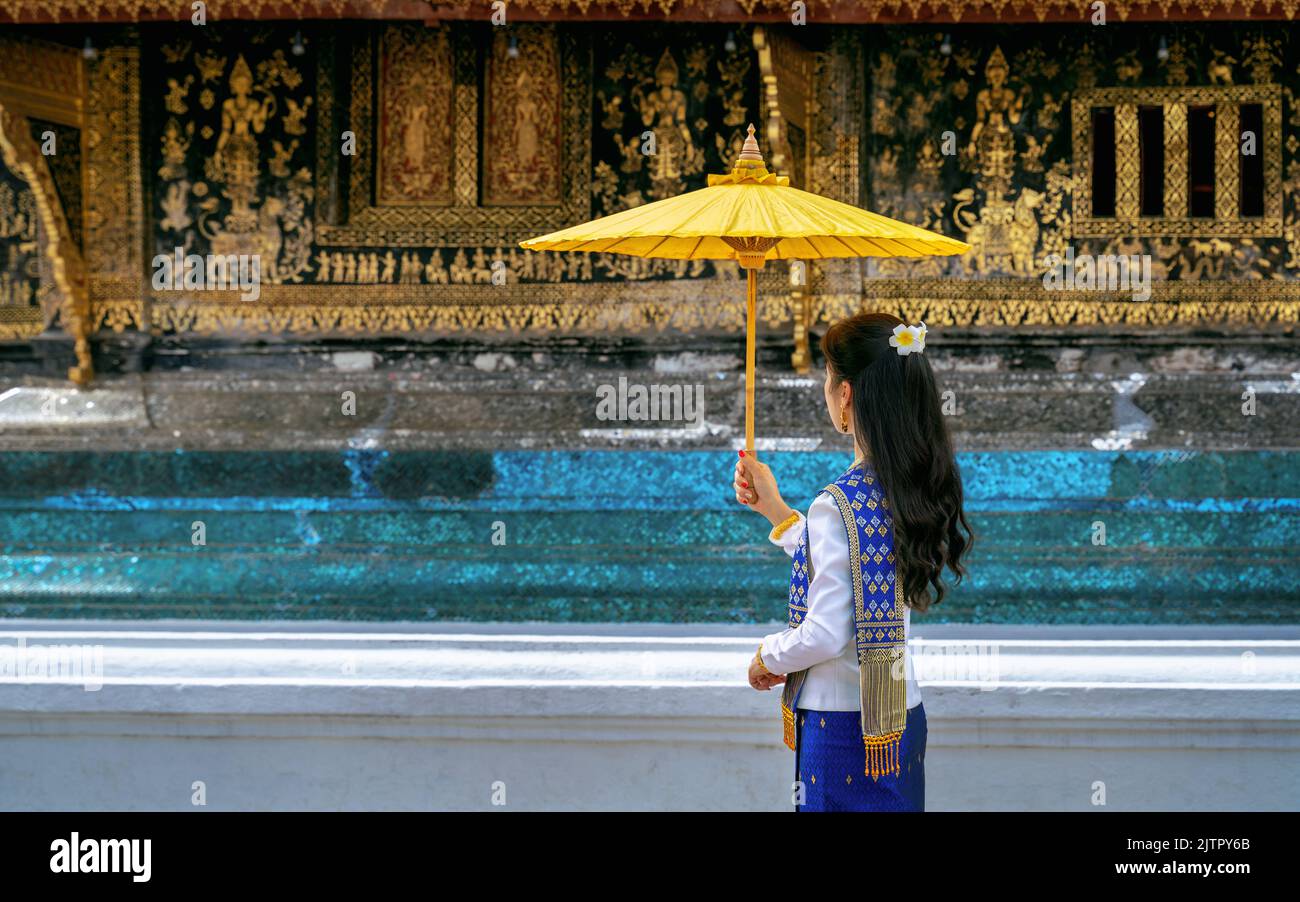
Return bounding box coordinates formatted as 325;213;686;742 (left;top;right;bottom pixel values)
734;451;795;527
748;650;786;691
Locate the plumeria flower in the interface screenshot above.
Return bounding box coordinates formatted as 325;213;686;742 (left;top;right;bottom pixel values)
889;322;927;356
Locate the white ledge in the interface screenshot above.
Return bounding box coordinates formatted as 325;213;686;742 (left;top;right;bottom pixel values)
3;621;1298;810
1;621;1296;728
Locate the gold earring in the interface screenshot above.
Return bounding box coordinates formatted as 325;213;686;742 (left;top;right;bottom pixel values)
840;405;849;432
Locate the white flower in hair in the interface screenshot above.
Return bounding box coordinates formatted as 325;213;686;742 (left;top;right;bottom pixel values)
889;322;927;356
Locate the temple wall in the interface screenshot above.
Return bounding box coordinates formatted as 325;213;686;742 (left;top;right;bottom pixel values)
6;20;1299;348
0;20;1295;627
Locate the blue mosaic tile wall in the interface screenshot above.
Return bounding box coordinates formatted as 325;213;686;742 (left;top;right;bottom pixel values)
0;450;1296;623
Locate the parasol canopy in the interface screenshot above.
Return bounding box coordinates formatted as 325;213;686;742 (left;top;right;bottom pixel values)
521;124;970;455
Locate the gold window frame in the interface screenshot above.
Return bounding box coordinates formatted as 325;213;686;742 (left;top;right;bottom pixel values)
315;22;591;248
1071;84;1282;238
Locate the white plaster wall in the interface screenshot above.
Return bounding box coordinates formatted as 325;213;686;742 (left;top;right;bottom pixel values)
1;622;1297;811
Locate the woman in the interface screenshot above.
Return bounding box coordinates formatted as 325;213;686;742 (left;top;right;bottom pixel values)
734;312;972;812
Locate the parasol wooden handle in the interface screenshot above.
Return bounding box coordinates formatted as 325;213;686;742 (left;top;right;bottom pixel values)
744;266;757;460
724;234;776;461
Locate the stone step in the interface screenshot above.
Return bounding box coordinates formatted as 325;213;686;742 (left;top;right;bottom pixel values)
0;508;1296;550
1;549;1295;623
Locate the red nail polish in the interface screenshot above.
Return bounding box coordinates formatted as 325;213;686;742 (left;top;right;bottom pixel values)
741;482;747;488
738;450;745;457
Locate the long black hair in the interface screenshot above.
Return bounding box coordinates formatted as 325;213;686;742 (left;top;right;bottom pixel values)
820;312;972;612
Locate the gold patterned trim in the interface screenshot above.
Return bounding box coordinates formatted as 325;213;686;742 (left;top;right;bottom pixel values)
92;274;1300;337
0;306;42;340
823;483;866;623
0;1;1297;23
826;479;906;780
854;279;1300;328
84;41;143;335
97;277;764;335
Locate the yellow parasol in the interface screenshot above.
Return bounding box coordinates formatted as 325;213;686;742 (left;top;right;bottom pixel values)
520;124;970;456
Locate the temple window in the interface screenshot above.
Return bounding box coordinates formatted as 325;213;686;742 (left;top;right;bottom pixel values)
1072;85;1282;238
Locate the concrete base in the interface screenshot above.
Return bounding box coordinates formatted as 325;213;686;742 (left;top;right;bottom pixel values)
1;621;1297;811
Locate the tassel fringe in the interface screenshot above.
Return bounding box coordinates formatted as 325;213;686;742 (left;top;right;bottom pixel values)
860;646;907;780
863;731;903;780
780;672;806;751
781;703;797;751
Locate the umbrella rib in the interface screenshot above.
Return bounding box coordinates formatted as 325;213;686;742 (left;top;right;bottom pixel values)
891;238;931;256
858;237;893;257
828;234;861;257
641;234;674;258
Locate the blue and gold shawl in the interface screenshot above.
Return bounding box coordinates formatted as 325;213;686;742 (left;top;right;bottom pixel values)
779;460;908;780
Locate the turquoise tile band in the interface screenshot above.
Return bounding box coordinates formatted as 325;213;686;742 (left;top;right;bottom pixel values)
0;450;1296;623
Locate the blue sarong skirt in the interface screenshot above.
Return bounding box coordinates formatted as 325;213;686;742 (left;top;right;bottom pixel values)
794;703;927;812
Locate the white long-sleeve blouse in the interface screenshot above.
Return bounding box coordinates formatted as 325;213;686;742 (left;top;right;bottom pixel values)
758;493;921;712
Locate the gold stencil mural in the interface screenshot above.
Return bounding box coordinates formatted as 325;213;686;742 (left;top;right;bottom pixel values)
320;22;590;247
854;25;1300;329
376;24;453;206
484;25;562;206
0;155;41;330
149;29;316;286
0;104;92;380
63;21;1300;346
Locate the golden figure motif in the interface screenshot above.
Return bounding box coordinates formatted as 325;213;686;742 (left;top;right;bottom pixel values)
597;90;625;131
965;46;1027;194
1241;35;1282;84
282;96;311;135
401;105;430;168
158;118;193;180
268;138;297;178
1207;50;1237;85
376;24;453;205
1114;51;1143;84
514;72;540;165
1160;42;1194;86
1021;134;1052;173
195;50;226;84
164;75;193;114
0;176;38;307
632;48;702;199
1036;91;1065;131
145;44;317;287
159;180;192;232
953;46;1039;275
210;55;275;233
484;25;562;205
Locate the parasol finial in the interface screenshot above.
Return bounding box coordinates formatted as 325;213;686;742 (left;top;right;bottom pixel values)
737;123;764;164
